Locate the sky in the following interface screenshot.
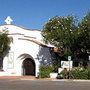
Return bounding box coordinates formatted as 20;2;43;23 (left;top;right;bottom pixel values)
0;0;90;30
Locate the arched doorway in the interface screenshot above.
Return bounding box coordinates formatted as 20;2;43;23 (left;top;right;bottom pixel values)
22;58;35;76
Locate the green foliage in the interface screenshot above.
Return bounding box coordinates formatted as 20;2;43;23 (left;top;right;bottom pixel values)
87;69;90;79
60;68;69;79
73;12;90;56
42;12;90;60
0;30;12;57
42;16;77;57
39;65;54;78
52;60;61;72
61;68;90;79
70;68;89;79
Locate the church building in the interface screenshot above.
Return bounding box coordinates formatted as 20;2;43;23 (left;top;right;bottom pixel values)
0;16;53;77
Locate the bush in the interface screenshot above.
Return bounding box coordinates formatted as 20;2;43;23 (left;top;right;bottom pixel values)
61;68;90;79
71;68;88;79
87;69;90;79
60;68;69;79
39;65;54;78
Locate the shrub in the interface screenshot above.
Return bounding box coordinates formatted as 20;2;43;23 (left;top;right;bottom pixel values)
39;65;54;78
60;68;69;79
61;68;90;79
71;68;88;79
87;69;90;79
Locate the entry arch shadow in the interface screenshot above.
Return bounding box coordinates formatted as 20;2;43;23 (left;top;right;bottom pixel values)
22;58;35;76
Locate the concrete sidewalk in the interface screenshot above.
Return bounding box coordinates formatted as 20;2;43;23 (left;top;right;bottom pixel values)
0;76;90;82
0;76;36;80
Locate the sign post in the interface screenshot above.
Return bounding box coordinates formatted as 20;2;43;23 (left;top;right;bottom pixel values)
68;56;71;79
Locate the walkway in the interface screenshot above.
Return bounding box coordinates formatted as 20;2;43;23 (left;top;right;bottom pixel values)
0;76;36;80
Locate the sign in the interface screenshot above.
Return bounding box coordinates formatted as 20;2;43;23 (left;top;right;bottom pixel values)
68;56;71;61
89;56;90;61
61;61;73;69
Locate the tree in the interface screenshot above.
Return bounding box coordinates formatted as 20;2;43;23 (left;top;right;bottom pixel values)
0;30;12;69
42;16;78;71
42;16;77;57
74;12;90;66
42;12;90;68
78;12;90;52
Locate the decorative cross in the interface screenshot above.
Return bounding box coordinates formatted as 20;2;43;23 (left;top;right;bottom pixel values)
5;16;13;24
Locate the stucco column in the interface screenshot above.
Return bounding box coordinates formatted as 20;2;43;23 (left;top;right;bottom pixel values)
35;59;40;77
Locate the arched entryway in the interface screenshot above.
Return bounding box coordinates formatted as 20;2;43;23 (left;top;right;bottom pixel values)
22;58;35;76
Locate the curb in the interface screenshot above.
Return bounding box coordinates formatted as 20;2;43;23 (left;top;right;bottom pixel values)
52;79;90;82
20;78;90;82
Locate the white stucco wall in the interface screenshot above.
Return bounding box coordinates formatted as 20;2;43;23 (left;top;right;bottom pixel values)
0;24;53;76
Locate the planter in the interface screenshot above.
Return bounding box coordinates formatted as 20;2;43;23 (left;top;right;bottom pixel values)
50;73;58;78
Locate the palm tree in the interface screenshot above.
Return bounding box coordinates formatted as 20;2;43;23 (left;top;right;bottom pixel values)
0;30;12;70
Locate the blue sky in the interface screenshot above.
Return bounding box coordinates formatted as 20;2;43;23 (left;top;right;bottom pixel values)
0;0;90;30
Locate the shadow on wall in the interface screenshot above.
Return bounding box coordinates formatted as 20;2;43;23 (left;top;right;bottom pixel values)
38;46;52;66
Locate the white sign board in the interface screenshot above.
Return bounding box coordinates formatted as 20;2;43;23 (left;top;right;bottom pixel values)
61;61;73;69
89;56;90;61
68;56;71;61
